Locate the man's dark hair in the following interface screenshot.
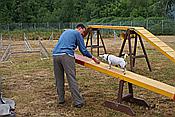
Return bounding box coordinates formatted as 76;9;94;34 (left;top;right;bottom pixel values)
76;23;86;29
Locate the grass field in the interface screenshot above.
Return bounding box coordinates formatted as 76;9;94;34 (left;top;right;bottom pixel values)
0;36;175;117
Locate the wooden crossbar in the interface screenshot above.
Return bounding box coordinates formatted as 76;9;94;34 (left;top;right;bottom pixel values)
11;50;40;54
75;54;175;100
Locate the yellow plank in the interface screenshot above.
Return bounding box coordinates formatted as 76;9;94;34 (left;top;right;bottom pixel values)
141;33;154;35
136;31;154;38
88;25;130;30
75;54;175;100
160;47;175;52
168;52;175;58
133;27;145;30
135;28;175;63
153;41;170;47
147;37;162;42
136;29;151;34
158;50;175;62
143;34;161;41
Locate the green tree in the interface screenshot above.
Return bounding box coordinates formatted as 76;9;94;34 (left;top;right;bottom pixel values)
0;0;174;23
0;0;13;23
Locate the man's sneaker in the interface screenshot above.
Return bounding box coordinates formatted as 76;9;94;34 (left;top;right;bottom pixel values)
58;101;65;104
74;103;84;108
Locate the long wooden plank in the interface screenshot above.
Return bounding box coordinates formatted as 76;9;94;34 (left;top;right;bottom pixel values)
135;28;175;63
88;25;130;30
75;54;175;100
160;47;175;52
146;37;162;42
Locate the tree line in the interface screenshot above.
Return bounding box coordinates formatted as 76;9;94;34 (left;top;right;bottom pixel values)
0;0;174;23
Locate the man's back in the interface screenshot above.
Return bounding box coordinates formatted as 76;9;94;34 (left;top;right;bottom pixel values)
53;29;92;58
53;29;80;56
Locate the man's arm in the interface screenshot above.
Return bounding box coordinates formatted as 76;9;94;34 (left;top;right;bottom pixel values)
77;33;100;64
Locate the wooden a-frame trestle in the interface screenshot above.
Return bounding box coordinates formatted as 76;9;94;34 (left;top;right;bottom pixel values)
85;27;151;72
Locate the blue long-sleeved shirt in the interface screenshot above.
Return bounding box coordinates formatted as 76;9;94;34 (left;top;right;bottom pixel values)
52;29;92;58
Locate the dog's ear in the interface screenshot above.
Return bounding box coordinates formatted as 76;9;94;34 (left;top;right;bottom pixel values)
124;54;128;59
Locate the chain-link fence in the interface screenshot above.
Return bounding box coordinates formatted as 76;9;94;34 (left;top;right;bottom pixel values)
0;20;174;36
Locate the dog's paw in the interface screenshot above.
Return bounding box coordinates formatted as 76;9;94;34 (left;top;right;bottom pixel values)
108;66;111;69
123;71;126;75
123;68;126;75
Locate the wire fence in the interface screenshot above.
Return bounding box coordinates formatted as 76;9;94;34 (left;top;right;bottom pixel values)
0;20;174;38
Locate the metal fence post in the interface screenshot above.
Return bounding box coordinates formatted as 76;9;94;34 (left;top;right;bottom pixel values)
146;20;149;29
47;22;49;29
162;20;164;34
0;34;2;48
20;23;22;30
131;21;132;26
7;24;9;32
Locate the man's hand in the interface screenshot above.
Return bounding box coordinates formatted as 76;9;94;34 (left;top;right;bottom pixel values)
92;56;100;64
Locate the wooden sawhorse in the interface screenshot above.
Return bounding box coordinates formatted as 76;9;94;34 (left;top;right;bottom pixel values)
86;28;107;56
86;27;151;71
119;29;152;71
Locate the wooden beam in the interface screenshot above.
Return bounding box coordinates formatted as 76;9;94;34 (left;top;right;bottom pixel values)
75;54;175;100
88;25;130;30
135;28;175;63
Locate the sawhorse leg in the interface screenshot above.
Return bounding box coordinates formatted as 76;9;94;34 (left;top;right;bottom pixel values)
98;30;107;55
104;80;149;116
138;35;152;71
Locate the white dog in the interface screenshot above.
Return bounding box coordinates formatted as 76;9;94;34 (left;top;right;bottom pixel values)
99;54;128;74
